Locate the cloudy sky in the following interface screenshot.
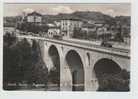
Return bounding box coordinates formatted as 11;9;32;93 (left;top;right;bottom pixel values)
4;3;130;17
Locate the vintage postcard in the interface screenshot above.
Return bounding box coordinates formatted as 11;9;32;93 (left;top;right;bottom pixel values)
3;3;130;92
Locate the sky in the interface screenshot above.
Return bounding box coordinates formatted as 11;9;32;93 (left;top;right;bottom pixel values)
3;3;130;17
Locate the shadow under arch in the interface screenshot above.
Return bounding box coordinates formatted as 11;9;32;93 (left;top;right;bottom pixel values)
93;58;122;91
48;45;60;87
65;50;84;91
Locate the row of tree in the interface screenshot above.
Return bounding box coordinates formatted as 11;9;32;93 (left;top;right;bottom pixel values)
16;22;49;34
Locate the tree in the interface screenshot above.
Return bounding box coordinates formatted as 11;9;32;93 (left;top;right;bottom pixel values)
3;33;21;90
3;33;48;90
17;39;33;84
17;39;48;88
73;28;87;39
16;22;49;35
114;32;124;42
3;32;17;46
98;69;130;91
48;67;60;86
31;40;48;87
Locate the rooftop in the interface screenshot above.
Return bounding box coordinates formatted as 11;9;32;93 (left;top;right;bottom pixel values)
27;11;42;16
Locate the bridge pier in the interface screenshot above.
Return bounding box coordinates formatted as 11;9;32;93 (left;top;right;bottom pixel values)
84;52;99;91
59;47;72;91
60;60;72;91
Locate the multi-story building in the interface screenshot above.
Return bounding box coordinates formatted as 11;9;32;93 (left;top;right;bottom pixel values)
96;24;112;41
82;23;97;34
60;17;83;38
24;11;42;25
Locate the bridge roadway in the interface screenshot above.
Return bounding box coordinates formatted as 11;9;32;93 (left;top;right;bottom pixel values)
17;35;130;58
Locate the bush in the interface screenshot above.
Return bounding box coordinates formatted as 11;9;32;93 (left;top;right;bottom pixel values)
3;34;48;90
97;69;130;91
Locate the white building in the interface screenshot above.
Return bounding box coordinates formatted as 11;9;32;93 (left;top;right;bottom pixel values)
47;27;60;38
60;18;83;38
25;11;42;24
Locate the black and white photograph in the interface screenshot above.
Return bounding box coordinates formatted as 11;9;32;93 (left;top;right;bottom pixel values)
3;3;130;92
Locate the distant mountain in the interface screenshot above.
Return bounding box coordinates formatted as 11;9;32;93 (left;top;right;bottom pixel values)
42;11;117;25
4;11;130;27
71;11;114;22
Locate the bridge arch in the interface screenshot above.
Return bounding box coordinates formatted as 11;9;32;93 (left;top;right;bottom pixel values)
65;50;85;91
93;58;122;91
48;45;60;87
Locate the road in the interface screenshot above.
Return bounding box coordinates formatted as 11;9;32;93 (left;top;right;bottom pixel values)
63;38;130;53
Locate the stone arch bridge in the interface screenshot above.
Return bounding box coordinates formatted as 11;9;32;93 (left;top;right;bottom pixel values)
18;35;130;91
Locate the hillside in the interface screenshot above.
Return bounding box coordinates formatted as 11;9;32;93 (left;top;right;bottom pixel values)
4;11;130;27
43;11;115;24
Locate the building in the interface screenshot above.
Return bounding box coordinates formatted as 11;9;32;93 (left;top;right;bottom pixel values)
96;24;112;41
60;17;83;38
97;26;107;36
47;23;61;38
47;27;60;38
82;23;97;34
80;23;97;39
24;11;42;25
54;20;61;27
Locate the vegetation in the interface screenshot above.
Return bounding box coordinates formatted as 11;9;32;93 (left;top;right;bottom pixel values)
4;11;130;43
16;22;49;34
97;69;130;91
3;33;48;90
113;32;124;42
73;28;88;39
48;67;60;86
47;46;60;87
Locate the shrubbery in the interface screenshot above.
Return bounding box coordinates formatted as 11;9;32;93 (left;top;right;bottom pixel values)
97;69;130;91
16;22;48;34
3;33;48;90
